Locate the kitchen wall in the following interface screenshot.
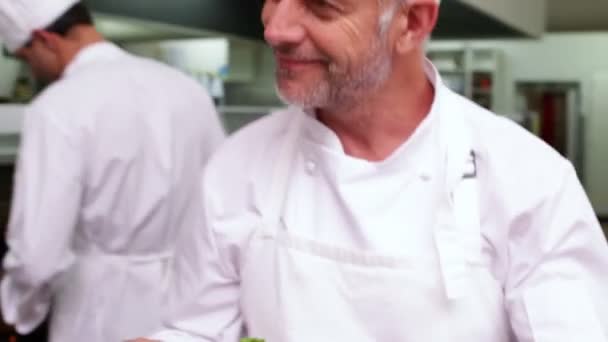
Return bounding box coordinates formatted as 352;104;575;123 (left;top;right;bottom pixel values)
123;38;281;132
0;51;21;100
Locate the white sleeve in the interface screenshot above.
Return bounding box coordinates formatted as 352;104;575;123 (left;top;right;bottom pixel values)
506;162;608;342
150;170;242;341
195;86;226;167
1;107;83;334
201;104;226;166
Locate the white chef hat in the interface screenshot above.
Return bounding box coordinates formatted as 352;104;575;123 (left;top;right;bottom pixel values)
0;0;79;53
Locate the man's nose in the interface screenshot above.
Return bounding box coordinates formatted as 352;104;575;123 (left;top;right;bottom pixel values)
262;0;306;48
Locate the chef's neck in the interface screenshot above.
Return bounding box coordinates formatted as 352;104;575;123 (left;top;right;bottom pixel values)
316;55;434;162
59;26;105;73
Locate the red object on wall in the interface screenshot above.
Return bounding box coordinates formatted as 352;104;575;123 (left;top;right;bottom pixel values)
541;93;556;147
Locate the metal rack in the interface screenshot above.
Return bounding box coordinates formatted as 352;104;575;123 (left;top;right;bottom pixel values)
427;44;504;113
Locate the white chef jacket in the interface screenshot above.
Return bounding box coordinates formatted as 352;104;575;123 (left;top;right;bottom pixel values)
1;42;226;341
151;61;608;341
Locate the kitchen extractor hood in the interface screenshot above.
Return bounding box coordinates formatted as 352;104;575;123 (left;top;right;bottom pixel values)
84;0;545;40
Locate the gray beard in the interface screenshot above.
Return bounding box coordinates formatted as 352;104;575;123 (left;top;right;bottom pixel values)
276;34;393;111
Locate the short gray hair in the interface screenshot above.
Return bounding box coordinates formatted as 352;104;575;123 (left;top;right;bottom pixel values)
378;0;407;35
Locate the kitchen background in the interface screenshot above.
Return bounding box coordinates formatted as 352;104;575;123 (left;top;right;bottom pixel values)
1;0;607;339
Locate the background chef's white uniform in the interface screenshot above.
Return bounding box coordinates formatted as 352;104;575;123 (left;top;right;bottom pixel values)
151;62;608;342
1;42;226;341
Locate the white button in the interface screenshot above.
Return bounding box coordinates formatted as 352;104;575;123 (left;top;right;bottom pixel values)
419;172;432;182
35;303;46;315
306;160;317;174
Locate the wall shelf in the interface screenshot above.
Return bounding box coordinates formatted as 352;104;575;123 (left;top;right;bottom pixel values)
427;45;504;112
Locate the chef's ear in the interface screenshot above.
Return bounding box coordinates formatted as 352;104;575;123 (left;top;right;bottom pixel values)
395;1;439;54
32;30;64;53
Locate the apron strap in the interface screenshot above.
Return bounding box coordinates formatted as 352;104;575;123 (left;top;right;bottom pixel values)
435;152;481;300
76;248;174;264
262;110;305;231
434;95;482;300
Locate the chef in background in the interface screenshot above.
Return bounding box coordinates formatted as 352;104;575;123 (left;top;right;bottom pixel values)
0;0;225;341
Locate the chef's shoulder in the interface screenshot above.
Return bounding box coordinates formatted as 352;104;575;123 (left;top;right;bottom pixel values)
25;78;85;129
202;108;294;196
462;98;574;209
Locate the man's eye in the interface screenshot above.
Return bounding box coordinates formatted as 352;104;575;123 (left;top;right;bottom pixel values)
309;0;336;10
310;0;330;7
307;0;340;17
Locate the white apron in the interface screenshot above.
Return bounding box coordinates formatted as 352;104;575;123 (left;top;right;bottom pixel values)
49;247;172;342
239;108;514;341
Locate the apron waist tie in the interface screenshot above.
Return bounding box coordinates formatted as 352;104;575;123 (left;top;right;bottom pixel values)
74;249;174;265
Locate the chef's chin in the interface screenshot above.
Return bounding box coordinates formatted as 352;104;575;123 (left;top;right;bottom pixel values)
274;77;331;110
